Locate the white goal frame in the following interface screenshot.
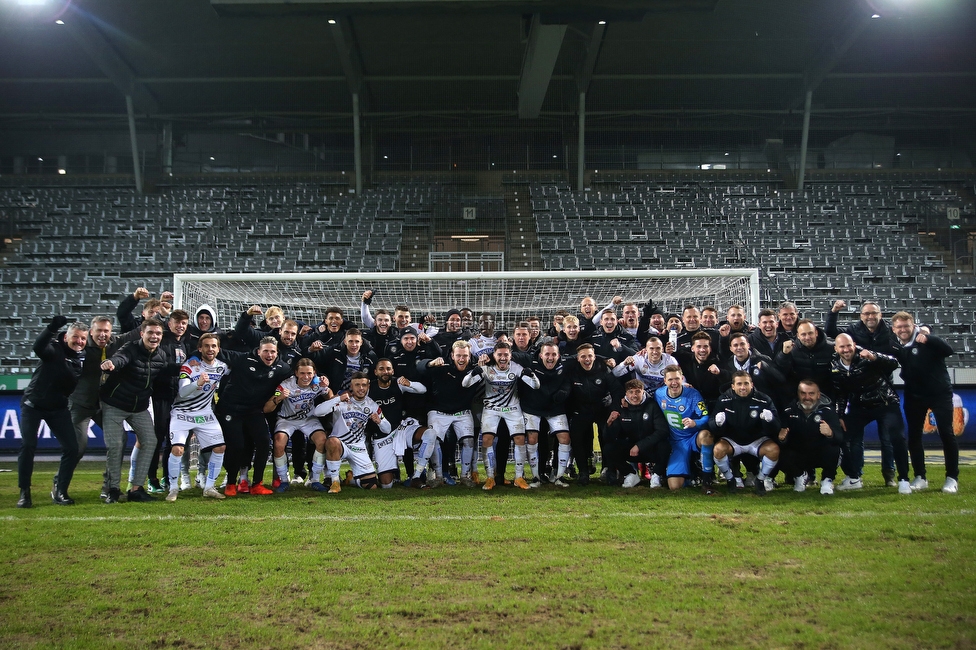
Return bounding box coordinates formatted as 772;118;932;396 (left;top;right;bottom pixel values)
173;269;760;329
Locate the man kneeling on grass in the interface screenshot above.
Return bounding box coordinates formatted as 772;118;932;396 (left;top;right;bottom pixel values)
777;380;844;495
307;372;389;493
654;365;716;494
605;379;670;488
709;371;781;496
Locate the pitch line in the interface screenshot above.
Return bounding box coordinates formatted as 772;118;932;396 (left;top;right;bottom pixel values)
2;509;973;525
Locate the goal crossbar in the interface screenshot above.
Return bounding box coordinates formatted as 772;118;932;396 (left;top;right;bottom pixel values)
174;269;760;329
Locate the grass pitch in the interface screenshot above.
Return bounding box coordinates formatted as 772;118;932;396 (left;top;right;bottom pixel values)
2;462;975;649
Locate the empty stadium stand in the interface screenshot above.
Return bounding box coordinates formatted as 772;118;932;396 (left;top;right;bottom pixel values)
1;173;975;373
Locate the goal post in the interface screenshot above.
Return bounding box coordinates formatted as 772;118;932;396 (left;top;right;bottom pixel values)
173;269;760;331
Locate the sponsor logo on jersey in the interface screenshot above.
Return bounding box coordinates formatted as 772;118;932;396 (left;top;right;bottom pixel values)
750;410;758;418
814;415;822;422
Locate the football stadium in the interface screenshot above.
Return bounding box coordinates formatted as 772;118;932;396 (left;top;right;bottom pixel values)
1;0;975;647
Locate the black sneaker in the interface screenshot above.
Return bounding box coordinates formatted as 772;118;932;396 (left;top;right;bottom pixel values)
409;477;429;489
126;487;157;503
754;477;767;496
52;491;75;506
51;475;59;502
17;489;32;508
577;474;590;487
104;488;122;504
701;480;718;496
727;478;739;494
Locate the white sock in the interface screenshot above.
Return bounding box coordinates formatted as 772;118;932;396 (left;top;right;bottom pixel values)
206;452;224;489
180;452;191;477
460;438;475;476
431;445;443;479
273;455;289;482
527;443;539;479
716;456;733;480
759;455;776;480
484;446;496;478
414;430;437;479
326;459;341;482
381;481;393;489
128;446;140;484
556;443;571;478
311;451;326;483
167;454;182;490
239;467;248;483
514;444;527;479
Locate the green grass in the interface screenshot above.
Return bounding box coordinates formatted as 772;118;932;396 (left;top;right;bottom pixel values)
2;462;975;649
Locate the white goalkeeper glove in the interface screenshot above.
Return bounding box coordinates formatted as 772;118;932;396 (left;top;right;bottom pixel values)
760;409;773;422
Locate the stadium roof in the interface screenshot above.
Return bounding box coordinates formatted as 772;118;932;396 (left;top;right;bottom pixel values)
0;0;974;135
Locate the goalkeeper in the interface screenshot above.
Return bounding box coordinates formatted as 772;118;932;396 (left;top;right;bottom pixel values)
709;371;782;496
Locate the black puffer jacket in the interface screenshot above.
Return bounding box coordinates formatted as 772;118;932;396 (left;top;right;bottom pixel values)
23;325;85;410
215;348;292;415
774;326;834;397
830;348;900;412
825;311;894;353
564;357;623;415
518;357;571;418
100;340;171;412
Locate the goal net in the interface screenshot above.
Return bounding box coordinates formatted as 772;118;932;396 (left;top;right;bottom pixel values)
173;270;759;330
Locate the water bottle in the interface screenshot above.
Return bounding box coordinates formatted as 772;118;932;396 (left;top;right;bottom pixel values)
668;329;678;349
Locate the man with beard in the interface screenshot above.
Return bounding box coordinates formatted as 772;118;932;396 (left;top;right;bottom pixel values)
309;373;389;493
370;359;429;489
889;312;959;493
826;300;901;486
433;309;469;358
777;380;843;495
165;333;232;501
710;371;781;496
